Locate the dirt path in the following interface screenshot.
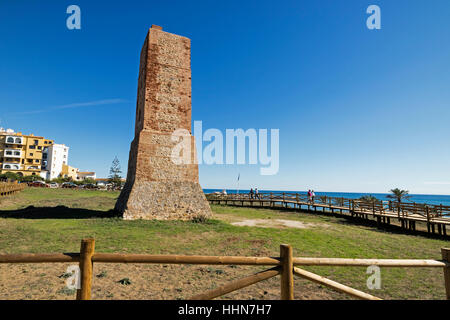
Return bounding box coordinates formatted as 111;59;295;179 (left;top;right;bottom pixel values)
231;218;329;229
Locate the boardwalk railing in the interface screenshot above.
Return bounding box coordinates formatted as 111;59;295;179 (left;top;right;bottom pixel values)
0;239;449;300
207;193;450;236
0;182;25;197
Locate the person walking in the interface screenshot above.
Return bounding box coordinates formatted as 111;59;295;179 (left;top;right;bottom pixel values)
255;188;259;199
307;190;312;202
249;188;254;199
311;190;316;203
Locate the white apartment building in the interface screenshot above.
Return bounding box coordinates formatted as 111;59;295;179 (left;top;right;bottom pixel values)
77;171;96;181
0;128;15;135
41;144;69;180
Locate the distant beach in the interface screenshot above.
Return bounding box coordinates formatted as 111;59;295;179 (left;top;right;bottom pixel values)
204;189;450;207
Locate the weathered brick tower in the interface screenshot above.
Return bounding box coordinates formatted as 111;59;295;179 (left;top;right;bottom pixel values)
115;25;212;220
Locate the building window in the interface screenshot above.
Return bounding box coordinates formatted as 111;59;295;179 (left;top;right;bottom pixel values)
34;140;38;145
29;145;36;149
35;160;40;163
30;153;33;156
38;146;42;150
6;137;14;143
15;138;21;144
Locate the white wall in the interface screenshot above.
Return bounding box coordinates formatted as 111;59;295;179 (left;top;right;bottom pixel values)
77;172;96;180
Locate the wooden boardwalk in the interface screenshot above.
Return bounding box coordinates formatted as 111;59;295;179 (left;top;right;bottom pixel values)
206;192;450;237
0;182;25;198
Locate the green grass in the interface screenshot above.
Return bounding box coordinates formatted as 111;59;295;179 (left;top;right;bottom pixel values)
0;188;449;299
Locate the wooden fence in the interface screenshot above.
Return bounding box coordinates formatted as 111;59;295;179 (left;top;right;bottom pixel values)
207;193;450;236
0;239;449;300
0;182;25;197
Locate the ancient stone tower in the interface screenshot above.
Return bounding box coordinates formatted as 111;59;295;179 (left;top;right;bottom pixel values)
115;25;212;220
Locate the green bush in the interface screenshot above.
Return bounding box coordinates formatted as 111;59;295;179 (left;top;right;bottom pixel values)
0;172;20;181
0;172;43;182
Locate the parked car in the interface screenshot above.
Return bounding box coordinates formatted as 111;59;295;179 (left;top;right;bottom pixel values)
48;182;59;189
28;181;49;188
97;184;107;190
61;182;78;189
84;183;98;190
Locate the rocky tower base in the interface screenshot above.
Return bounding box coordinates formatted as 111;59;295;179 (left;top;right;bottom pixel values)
116;181;211;220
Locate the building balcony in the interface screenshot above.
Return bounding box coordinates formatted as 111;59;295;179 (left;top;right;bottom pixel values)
2;163;22;170
4;136;24;145
3;149;22;158
26;166;41;171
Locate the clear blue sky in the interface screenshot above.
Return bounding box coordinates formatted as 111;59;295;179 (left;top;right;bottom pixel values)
1;0;449;194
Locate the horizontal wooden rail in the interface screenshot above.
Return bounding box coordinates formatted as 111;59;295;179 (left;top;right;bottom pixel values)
0;253;80;263
292;257;448;268
189;267;280;300
92;253;280;265
1;254;447;268
293;267;381;300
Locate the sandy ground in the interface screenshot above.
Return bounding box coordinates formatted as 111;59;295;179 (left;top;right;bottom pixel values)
231;219;328;229
0;263;341;300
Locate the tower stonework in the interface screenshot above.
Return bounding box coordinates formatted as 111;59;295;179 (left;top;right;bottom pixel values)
115;25;212;220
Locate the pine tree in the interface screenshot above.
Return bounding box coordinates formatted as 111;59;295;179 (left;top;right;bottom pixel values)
108;156;122;187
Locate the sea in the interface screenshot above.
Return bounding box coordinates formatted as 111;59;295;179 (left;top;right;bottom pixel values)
203;189;450;207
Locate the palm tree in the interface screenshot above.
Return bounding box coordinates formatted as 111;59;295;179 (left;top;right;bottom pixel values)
386;188;411;203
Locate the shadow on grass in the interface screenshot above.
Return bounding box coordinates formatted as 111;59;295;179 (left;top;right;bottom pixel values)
0;205;121;219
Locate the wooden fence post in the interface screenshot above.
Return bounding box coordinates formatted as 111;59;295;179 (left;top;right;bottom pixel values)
442;248;450;300
76;238;95;300
280;244;294;300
